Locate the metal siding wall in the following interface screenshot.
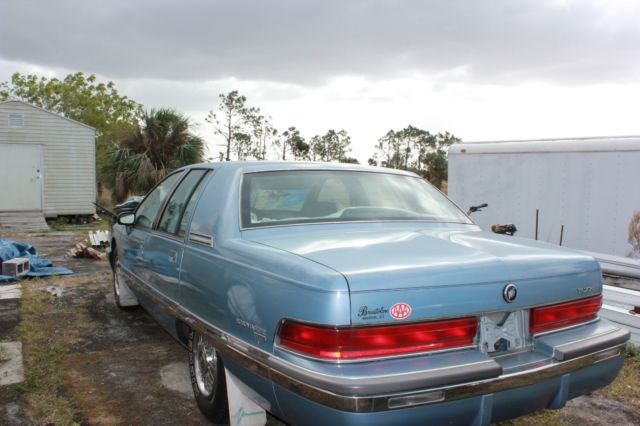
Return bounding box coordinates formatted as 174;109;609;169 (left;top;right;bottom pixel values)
0;101;96;216
448;149;640;257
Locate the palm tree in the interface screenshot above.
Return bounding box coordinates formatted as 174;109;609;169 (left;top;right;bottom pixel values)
107;108;204;201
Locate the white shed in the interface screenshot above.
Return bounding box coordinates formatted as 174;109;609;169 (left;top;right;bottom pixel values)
0;100;96;217
448;136;640;257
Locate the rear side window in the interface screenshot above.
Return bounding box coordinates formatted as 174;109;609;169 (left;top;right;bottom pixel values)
177;174;209;237
135;172;182;229
157;169;208;235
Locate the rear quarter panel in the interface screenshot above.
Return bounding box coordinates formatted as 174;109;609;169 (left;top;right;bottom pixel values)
178;167;351;352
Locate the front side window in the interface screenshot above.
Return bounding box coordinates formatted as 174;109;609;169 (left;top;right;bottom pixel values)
134;172;182;229
241;170;471;228
157;169;208;235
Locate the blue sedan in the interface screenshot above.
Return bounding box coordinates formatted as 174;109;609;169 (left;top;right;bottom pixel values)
110;162;629;425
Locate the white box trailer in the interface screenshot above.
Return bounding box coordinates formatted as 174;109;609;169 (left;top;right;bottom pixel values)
448;136;640;257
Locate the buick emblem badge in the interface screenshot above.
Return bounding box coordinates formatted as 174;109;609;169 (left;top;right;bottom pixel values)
503;283;518;303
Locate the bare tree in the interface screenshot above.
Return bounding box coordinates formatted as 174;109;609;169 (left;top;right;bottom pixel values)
250;115;277;160
206;91;259;161
277;126;307;160
373;126;460;188
628;212;640;257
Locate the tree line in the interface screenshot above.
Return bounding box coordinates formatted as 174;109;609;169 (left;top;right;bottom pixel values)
370;127;459;188
205;90;357;164
1;72;458;200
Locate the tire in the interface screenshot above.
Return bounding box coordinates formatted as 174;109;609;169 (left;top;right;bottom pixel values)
189;329;229;424
112;252;128;309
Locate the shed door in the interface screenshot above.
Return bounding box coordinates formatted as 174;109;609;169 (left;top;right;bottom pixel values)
0;144;43;211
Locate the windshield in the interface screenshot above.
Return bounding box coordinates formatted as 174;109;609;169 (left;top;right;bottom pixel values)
241;170;471;228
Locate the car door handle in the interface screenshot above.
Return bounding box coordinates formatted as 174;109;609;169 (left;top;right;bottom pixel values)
168;250;178;264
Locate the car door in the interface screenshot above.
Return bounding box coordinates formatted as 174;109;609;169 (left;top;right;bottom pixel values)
120;172;183;284
144;169;210;302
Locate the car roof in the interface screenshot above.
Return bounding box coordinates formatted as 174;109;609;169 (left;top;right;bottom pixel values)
180;161;418;177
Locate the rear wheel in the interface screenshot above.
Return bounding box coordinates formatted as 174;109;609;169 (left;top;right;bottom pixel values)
188;329;228;424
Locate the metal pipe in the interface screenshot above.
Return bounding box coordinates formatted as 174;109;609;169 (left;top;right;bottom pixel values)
559;225;564;246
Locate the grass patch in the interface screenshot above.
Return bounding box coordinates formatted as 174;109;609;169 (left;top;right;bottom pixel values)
19;282;52;316
503;344;640;425
596;344;640;409
626;344;640;363
47;214;111;232
499;409;569;426
16;278;84;426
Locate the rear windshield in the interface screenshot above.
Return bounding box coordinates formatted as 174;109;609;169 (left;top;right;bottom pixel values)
241;170;471;228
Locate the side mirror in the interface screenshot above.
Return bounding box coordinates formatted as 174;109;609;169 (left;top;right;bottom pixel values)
117;213;135;226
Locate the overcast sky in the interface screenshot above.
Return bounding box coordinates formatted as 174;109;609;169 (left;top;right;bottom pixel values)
1;0;639;161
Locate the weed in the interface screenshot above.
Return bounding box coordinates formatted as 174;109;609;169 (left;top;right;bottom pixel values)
0;343;11;362
152;380;166;396
625;343;640;363
628;212;640;257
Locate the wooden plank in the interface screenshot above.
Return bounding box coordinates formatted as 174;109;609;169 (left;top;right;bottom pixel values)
0;212;48;231
601;303;640;345
603;285;640;310
0;284;22;300
0;341;24;385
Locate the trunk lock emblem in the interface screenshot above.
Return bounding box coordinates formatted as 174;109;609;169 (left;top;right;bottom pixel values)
503;283;518;303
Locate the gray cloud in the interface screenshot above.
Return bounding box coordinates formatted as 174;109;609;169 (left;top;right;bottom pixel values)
1;0;639;85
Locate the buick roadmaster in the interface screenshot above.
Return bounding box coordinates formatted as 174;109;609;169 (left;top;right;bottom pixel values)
110;162;629;425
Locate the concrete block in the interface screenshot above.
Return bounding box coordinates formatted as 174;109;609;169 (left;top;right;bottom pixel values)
1;258;30;277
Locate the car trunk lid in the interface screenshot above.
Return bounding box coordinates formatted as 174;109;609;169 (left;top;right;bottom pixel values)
244;223;602;325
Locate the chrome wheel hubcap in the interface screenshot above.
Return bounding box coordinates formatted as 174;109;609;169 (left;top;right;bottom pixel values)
193;334;217;398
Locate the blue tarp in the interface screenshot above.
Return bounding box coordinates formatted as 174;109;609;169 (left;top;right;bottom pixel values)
0;238;73;282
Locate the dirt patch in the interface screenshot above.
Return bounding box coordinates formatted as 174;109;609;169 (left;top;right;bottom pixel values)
0;298;20;341
561;395;640;425
65;342;207;425
0;230;211;425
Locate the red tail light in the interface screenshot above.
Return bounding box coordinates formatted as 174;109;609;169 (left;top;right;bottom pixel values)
529;294;602;334
277;317;478;361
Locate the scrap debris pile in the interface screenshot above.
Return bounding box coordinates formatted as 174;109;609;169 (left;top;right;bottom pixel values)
67;243;105;259
68;230;110;260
